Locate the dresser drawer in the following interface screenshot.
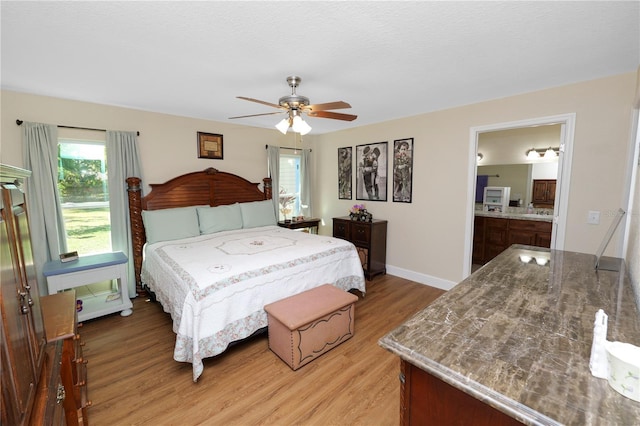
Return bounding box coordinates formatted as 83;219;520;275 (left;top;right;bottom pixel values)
350;222;371;246
333;219;350;240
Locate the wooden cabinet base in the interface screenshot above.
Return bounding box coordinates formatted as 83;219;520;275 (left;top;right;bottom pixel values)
400;360;523;425
473;216;551;264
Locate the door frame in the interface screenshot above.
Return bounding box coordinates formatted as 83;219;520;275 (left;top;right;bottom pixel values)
463;113;576;278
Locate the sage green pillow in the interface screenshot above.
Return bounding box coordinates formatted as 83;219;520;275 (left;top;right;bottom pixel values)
239;200;277;228
197;204;243;235
142;206;200;244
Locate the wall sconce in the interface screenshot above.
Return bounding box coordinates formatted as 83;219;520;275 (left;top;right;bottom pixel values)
477;153;483;162
526;147;560;159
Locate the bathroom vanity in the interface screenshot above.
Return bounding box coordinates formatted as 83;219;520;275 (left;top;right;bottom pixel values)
473;211;552;264
379;245;640;425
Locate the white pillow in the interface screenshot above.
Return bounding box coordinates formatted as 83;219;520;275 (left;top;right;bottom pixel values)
239;200;277;228
142;206;200;244
197;204;243;235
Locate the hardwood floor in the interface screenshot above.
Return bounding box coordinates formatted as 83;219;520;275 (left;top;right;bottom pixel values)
80;275;445;425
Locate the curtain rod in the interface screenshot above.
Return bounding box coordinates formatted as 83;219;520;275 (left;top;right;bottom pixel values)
16;119;140;136
265;144;311;152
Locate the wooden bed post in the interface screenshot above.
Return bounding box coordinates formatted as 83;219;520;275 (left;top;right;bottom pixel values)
263;177;272;200
126;177;146;296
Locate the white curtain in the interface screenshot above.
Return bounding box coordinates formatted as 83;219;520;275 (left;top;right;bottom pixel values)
266;145;280;219
300;149;313;217
106;131;143;298
22;122;68;295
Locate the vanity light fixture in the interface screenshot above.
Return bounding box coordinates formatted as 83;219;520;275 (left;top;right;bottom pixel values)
477;153;483;162
526;148;541;159
526;147;560;160
544;147;558;159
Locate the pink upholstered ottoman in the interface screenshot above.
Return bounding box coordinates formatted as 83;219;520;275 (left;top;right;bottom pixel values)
264;284;358;370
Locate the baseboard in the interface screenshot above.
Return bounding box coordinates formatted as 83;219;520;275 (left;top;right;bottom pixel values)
385;265;457;291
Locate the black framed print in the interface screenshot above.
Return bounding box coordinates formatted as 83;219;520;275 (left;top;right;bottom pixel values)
338;147;352;199
197;132;223;159
393;138;414;203
356;142;388;201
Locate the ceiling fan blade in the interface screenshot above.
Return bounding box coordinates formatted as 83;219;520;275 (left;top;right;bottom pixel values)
229;111;284;119
304;101;351;111
307;110;358;122
237;96;284;110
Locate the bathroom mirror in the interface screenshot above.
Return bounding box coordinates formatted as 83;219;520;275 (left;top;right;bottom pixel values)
477;125;561;207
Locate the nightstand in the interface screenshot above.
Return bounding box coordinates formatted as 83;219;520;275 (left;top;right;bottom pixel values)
278;218;321;234
42;251;133;322
333;217;387;280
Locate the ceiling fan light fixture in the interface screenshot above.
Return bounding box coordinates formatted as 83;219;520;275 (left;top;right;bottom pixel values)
275;118;289;134
291;115;312;135
232;76;355;131
298;119;312;135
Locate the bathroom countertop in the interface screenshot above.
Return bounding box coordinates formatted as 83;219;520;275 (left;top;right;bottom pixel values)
379;245;640;425
475;210;554;222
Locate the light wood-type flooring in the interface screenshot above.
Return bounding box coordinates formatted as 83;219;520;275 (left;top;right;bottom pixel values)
80;275;445;425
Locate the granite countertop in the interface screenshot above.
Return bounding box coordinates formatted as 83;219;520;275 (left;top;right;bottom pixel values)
475;210;554;222
379;245;640;425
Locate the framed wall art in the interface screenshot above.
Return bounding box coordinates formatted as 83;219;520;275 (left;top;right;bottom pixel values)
197;132;224;159
338;147;352;199
393;138;414;203
355;142;388;202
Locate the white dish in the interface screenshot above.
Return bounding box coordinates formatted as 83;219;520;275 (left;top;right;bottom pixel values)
606;341;640;402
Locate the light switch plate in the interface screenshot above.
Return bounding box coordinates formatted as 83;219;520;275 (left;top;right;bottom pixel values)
588;210;600;225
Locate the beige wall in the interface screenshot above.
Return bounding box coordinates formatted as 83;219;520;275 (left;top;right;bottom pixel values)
1;71;638;292
477;164;530;205
0;90;312;193
316;72;638;288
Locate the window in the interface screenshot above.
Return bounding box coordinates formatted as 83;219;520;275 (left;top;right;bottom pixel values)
57;139;111;254
278;153;301;221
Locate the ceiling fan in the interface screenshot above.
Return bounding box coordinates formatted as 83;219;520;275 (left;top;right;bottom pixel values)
229;76;357;135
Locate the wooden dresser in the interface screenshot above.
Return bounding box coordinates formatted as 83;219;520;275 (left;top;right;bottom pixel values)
41;291;90;425
332;217;387;280
1;164;89;425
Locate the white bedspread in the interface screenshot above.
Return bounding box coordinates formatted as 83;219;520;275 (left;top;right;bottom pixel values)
141;225;366;381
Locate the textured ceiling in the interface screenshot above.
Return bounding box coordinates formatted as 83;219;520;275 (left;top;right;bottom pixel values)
2;1;639;134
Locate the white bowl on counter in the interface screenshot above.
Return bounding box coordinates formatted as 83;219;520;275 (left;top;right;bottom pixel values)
606;341;640;402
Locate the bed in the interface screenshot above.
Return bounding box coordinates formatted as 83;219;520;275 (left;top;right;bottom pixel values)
126;168;366;381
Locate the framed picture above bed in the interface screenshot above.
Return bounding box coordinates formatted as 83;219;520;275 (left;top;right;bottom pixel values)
338;147;352;200
197;132;224;159
356;142;388;202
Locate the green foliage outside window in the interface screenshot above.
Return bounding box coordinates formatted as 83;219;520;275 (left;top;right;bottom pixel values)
58;145;109;203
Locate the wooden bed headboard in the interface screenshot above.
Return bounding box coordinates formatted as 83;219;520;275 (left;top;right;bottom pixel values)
126;167;272;295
